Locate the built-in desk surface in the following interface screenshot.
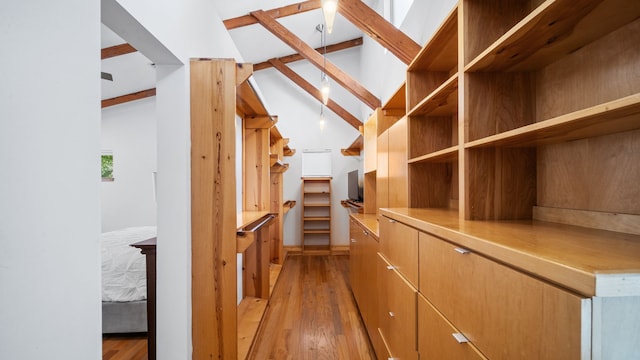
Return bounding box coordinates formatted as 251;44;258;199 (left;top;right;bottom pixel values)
349;213;380;239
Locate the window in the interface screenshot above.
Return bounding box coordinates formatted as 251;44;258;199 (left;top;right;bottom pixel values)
101;150;114;181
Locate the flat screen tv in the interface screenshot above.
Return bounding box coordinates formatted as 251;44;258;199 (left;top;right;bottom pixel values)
347;169;363;202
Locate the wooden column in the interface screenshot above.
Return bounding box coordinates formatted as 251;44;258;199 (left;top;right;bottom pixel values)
190;59;237;359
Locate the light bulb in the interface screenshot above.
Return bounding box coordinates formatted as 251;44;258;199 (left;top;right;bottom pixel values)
319;111;326;130
320;75;330;105
321;0;338;34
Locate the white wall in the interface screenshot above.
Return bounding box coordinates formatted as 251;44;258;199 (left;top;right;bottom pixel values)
101;97;157;232
253;48;364;248
0;1;102;359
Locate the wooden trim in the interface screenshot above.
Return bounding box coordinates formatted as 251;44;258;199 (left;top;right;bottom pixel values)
101;43;137;59
341;135;363;156
190;59;237;359
533;206;640;236
268;58;361;129
223;0;321;29
253;38;364;71
101;88;156;108
337;0;420;65
251;10;380;109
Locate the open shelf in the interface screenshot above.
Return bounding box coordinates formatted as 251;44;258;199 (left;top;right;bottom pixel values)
407;6;458;111
408;146;459;164
301;177;332;253
407;74;458;117
270;160;289;173
382;82;407;117
465;0;640;72
465;93;640;148
341;135;363;156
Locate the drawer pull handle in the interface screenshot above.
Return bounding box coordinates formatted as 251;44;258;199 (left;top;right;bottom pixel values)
389;311;395;317
386;265;395;270
388;219;396;223
452;333;469;343
363;231;368;236
454;247;471;255
351;239;356;243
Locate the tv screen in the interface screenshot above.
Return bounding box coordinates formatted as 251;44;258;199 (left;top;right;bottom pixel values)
347;169;362;202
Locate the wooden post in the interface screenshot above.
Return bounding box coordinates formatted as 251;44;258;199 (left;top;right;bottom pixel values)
190;59;237;359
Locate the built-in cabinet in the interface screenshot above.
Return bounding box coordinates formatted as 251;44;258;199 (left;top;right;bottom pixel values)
351;1;640;359
301;177;332;253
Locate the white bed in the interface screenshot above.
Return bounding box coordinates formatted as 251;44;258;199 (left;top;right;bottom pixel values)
101;226;156;333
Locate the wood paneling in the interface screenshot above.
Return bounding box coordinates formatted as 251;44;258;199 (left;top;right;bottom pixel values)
190;59;237;359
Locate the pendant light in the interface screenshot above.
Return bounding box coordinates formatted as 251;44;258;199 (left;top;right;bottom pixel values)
319;104;326;130
317;24;330;105
321;0;338;34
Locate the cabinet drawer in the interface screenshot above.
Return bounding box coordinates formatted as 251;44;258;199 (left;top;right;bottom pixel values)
418;294;486;360
380;215;419;287
420;232;590;359
378;253;418;360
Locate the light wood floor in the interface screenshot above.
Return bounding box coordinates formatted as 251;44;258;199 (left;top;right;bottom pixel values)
102;333;147;360
249;254;376;359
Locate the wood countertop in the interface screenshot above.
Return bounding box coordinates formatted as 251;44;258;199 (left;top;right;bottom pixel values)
381;208;640;298
350;213;380;239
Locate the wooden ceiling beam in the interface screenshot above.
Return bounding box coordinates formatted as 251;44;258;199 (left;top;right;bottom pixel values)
101;43;137;59
269;58;361;130
337;0;420;64
102;88;156;108
251;10;380;109
224;0;321;30
254;37;363;71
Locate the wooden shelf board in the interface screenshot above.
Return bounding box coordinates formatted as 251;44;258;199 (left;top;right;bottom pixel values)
303;230;331;234
237;296;268;360
304;217;331;221
341;135;363;156
407;74;458;117
408;6;458;72
303;203;331;207
270;125;283;144
408;146;459;164
270;160;289;173
269;153;279;167
465;0;640;72
382;82;407;115
465;93;640;148
283;147;296;156
283;200;296;215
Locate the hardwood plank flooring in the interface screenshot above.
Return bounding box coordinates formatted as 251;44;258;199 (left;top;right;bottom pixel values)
249;254;376;359
102;334;147;360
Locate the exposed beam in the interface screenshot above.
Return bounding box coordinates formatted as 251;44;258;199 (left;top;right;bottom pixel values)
251;10;380;109
224;0;321;30
337;0;420;64
254;37;363;71
101;43;137;59
269;58;361;130
102;88;156;108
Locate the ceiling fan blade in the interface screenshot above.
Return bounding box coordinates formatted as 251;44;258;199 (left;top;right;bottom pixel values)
101;72;113;81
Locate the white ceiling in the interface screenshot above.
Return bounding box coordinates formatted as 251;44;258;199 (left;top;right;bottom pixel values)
101;0;374;101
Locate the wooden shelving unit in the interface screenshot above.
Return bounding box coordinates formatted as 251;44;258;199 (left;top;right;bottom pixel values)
355;1;640;359
301;177;332;253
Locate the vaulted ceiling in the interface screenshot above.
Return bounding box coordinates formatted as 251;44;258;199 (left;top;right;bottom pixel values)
101;0;419;128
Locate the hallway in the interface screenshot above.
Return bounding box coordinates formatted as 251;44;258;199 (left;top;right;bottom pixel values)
249;255;375;359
